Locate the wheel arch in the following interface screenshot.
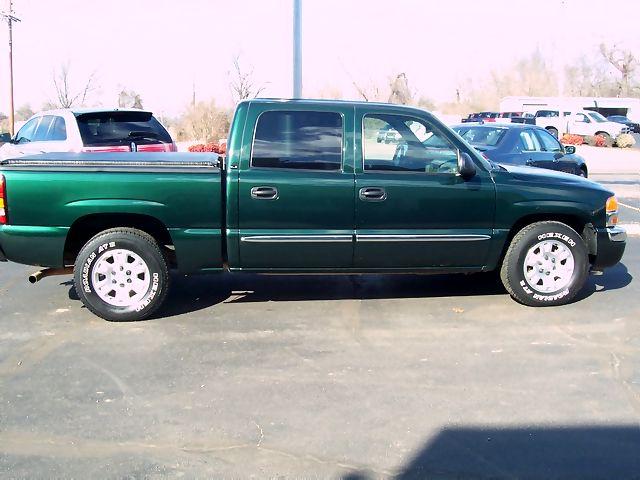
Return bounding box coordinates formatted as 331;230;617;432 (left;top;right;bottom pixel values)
64;213;175;267
494;212;589;270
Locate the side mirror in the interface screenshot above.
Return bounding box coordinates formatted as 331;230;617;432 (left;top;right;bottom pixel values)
564;145;576;154
458;152;477;179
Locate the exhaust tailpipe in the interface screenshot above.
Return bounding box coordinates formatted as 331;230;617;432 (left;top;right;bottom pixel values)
29;267;74;284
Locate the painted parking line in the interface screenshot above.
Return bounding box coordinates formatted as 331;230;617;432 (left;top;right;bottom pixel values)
619;202;640;213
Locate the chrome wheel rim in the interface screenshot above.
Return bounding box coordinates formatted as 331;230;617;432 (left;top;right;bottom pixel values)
91;249;151;307
523;240;575;293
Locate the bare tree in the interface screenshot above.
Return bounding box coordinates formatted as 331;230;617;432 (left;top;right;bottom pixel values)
176;99;231;143
388;73;414;105
229;55;266;103
52;63;95;108
118;89;143;109
14;104;34;121
600;43;638;96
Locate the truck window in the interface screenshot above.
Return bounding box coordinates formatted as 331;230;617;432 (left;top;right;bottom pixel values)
251;110;343;170
363;114;458;173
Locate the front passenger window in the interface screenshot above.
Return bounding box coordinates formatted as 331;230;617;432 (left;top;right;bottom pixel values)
536;130;562;152
363;114;458;174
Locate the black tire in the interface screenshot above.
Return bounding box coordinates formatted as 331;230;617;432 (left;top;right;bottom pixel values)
73;228;170;321
579;166;588;178
500;221;589;306
546;127;559;138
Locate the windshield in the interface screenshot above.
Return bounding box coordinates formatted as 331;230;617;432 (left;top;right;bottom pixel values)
587;112;607;123
454;127;507;147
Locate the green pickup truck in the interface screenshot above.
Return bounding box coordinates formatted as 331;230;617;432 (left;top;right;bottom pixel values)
0;99;627;321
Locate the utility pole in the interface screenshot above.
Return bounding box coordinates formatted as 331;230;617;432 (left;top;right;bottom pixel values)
1;0;20;136
292;0;302;98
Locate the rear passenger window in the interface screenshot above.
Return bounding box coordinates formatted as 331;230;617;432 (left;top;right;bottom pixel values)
519;131;542;151
251;111;343;170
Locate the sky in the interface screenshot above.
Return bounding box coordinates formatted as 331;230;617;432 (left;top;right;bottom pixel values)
1;0;639;118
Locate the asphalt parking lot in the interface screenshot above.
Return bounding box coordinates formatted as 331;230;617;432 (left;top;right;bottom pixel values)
1;175;639;479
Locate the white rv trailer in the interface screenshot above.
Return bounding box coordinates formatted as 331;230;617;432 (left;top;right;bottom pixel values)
500;96;640;122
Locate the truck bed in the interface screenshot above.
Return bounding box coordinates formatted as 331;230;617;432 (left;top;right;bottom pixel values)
0;152;225;272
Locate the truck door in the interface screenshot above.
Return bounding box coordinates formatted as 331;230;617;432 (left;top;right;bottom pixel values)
236;104;355;270
353;107;495;269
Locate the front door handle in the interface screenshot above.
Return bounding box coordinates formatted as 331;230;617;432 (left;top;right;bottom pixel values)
251;186;278;200
526;159;534;166
359;187;387;202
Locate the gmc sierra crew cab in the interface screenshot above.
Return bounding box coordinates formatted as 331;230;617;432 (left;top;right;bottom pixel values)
0;99;627;321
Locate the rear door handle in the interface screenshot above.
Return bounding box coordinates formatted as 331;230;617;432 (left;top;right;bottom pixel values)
250;186;278;200
359;187;387;202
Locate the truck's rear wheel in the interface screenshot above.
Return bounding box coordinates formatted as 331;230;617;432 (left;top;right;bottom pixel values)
73;228;169;321
546;127;558;138
500;221;588;306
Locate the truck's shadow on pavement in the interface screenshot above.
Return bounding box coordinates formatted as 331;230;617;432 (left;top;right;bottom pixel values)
64;263;632;320
573;262;633;302
342;425;640;480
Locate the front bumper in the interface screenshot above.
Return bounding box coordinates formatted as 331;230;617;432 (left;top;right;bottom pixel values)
592;226;626;270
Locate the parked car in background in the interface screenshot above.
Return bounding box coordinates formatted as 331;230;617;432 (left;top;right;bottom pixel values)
508;113;535;125
452;123;588;177
461;112;499;123
376;124;402;143
0;108;176;160
534;109;629;140
607;115;640;133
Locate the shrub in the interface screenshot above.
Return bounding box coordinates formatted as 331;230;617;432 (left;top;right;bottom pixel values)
614;133;636;148
594;135;608;147
560;134;583;145
188;142;226;154
584;135;608;147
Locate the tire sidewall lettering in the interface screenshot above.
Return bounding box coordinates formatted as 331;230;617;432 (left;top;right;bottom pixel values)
536;232;576;247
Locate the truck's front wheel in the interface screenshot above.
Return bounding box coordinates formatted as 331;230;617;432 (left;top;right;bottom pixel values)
500;221;589;306
73;228;170;321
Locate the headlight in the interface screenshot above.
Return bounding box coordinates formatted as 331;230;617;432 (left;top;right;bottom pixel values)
606;196;619;227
